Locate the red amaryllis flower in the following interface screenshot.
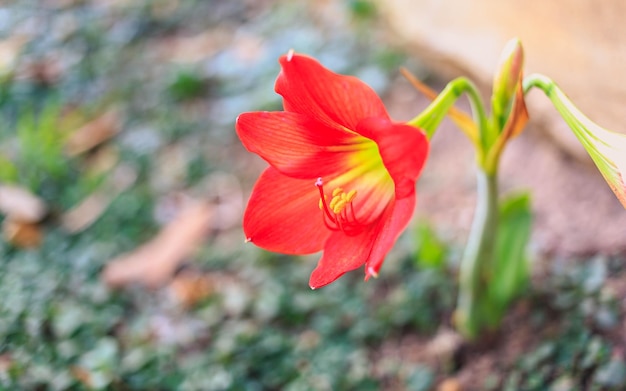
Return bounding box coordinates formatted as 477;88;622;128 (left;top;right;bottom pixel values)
236;51;429;288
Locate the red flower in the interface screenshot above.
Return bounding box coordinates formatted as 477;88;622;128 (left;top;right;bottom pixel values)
236;52;429;288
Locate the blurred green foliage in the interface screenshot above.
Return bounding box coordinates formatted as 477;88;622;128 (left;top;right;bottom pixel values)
347;0;377;21
167;69;209;102
0;0;449;389
492;256;624;391
413;220;447;269
0;231;456;389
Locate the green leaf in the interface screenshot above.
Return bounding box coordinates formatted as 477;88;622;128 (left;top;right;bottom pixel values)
347;0;377;20
0;154;18;182
488;192;532;321
15;100;72;187
167;69;207;101
413;220;446;269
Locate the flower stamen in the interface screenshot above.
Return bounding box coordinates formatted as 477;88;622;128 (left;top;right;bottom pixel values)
315;177;362;235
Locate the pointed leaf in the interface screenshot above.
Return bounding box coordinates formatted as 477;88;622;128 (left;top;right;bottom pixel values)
488;192;532;321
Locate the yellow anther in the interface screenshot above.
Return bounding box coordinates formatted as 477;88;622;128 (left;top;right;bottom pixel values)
345;189;357;202
315;181;361;233
332;200;347;214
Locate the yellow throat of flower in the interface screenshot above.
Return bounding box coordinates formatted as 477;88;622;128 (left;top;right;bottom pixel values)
316;178;363;235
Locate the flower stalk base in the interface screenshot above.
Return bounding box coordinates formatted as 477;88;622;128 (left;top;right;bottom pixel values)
455;168;499;339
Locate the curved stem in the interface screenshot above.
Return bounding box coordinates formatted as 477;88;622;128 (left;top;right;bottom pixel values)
523;73;626;207
463;79;491;146
523;73;598;152
522;73;553;95
408;77;489;145
455;168;499;339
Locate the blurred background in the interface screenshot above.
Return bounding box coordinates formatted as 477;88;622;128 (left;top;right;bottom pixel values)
1;1;625;390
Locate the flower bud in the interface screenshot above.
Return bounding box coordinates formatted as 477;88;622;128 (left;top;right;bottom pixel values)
547;83;626;208
484;39;528;171
491;38;524;128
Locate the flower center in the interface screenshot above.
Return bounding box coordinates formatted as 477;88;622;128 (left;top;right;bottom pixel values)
315;177;363;235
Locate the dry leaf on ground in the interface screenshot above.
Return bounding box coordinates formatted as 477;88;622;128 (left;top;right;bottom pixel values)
0;354;12;374
65;109;121;156
102;201;214;289
0;184;47;223
438;378;461;391
18;52;65;85
61;164;137;233
156;29;227;63
69;366;92;388
167;269;246;309
167;270;219;308
3;218;43;248
83;146;119;176
0;36;28;76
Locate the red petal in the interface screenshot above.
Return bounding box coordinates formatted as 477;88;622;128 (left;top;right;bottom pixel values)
357;118;429;199
364;192;416;279
244;167;331;254
275;53;389;130
236;111;363;179
308;191;416;288
308;223;380;289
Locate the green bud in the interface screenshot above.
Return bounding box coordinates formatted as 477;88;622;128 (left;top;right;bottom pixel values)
527;74;626;208
491;38;524;128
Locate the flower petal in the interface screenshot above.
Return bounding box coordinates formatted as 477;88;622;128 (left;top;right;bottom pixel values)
275;53;389;130
308;189;417;288
365;191;416;279
308;222;381;289
244;167;331;254
236;111;364;179
357;117;429;198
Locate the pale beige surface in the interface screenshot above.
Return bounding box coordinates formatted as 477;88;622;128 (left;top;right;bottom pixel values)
379;0;626;159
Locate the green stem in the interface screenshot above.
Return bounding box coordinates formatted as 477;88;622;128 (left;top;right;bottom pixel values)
523;73;621;195
522;73;553;95
408;77;489;142
455;168;499;339
522;74;598;154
